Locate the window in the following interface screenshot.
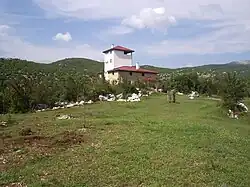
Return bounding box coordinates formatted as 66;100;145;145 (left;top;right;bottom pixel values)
129;72;132;76
142;73;145;76
110;59;112;63
112;72;114;75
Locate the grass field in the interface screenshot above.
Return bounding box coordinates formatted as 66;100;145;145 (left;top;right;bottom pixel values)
1;94;250;187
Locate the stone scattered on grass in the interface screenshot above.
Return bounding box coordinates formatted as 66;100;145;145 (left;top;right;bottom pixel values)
127;93;141;102
1;121;7;127
36;88;157;112
87;100;93;104
228;110;239;119
188;91;199;99
57;114;72;120
4;182;27;187
237;102;248;112
177;92;184;96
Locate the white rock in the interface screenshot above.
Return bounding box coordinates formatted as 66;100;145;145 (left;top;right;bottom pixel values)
52;106;60;110
107;97;115;102
117;99;127;102
79;101;85;105
87;100;93;104
57;114;71;120
116;93;123;99
66;103;75;108
0;121;7;127
237;102;248;112
99;95;108;101
127;93;141;102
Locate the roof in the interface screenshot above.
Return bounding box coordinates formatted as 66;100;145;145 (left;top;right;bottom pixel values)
102;45;135;53
107;66;158;74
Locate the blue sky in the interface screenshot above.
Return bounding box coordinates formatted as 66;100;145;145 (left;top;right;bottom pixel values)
0;0;250;68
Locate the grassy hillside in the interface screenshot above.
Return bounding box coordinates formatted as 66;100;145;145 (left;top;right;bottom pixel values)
1;58;250;79
141;65;173;73
1;94;250;186
52;58;103;74
0;58;103;80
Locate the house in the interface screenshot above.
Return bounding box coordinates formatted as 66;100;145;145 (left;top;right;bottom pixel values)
102;45;158;84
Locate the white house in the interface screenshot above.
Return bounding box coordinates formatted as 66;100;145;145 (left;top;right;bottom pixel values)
103;45;134;77
102;45;158;84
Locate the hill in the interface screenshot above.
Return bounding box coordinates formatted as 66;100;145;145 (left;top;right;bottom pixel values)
0;58;103;80
52;58;103;74
144;60;250;76
1;58;250;80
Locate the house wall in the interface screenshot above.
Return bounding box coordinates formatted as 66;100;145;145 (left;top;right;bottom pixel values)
105;71;157;84
104;51;115;73
113;50;132;68
105;72;120;84
119;71;157;83
104;50;133;81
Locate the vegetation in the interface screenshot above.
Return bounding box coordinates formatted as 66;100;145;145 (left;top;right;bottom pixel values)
1;58;250;186
1;58;250;114
1;95;250;186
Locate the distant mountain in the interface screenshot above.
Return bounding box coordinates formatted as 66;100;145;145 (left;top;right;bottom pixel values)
229;60;250;65
1;58;250;80
177;60;250;76
142;60;250;76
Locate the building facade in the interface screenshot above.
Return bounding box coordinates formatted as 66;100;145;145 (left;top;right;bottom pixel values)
102;45;158;84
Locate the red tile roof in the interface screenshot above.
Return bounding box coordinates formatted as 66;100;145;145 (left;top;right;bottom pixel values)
108;66;158;74
102;45;135;53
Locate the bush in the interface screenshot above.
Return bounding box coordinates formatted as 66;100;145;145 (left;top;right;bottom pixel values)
220;72;247;111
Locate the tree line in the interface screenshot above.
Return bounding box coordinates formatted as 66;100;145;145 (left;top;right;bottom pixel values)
1;58;249;114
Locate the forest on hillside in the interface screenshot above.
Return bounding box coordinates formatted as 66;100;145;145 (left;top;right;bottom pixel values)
1;58;250;114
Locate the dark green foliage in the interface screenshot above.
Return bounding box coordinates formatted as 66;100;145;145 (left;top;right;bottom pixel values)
219;72;247;110
1;57;250;113
118;79;139;97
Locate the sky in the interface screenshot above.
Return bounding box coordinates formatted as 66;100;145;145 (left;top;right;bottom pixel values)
0;0;250;68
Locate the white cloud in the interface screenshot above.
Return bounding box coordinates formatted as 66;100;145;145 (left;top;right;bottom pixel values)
107;25;134;35
121;7;176;32
0;25;10;36
146;22;250;56
0;26;102;63
53;32;72;42
33;0;250;37
33;0;250;21
33;0;165;20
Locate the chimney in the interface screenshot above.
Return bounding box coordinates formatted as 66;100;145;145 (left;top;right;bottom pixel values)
111;44;114;48
136;62;140;70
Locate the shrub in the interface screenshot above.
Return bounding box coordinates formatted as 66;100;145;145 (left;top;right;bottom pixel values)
219;72;247;111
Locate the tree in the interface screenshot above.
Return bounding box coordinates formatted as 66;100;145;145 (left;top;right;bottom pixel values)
219;72;247;111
